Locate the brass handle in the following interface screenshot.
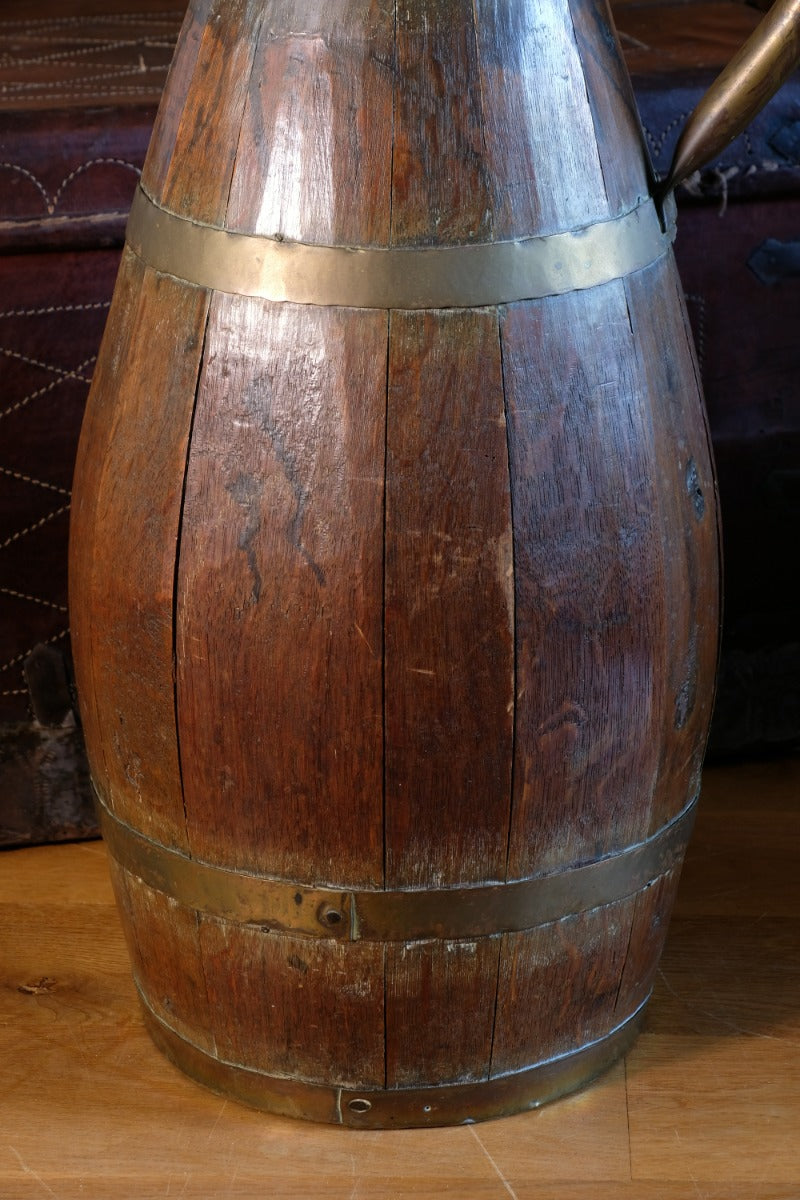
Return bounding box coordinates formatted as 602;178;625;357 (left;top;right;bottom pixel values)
661;0;800;195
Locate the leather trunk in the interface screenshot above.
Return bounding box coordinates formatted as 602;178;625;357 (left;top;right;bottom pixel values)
613;0;800;757
0;2;184;846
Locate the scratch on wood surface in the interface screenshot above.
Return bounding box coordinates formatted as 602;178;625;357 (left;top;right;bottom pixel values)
354;622;378;659
8;1146;60;1198
466;1125;519;1200
206;1098;228;1140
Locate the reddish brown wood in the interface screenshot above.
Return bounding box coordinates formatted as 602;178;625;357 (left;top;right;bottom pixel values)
198;919;385;1087
569;0;655;211
226;0;395;244
140;0;212;204
624;256;720;834
500;283;670;879
491;894;639;1075
69;251;209;850
109;860;212;1052
69;0;721;1123
473;0;613;238
386;937;501;1088
176;293;387;884
617;866;683;1013
384;309;514;888
143;0;264;224
391;0;492;246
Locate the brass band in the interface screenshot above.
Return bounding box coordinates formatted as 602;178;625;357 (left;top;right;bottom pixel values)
139;984;647;1127
126;185;677;310
98;789;696;942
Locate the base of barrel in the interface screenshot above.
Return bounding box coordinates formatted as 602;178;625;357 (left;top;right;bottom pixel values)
138;988;648;1128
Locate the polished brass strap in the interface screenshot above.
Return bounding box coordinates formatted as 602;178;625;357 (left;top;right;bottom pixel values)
98;790;696;942
126;185;676;309
139;984;647;1127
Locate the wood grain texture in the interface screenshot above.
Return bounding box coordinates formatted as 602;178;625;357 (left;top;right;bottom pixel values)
384;308;513;888
108;861;213;1053
197;918;385;1086
68;0;720;1118
569;0;654;211
226;0;395;243
391;0;492;246
176;294;386;884
69;250;210;851
141;0;264;224
2;759;799;1197
473;0;612;239
385;937;501;1087
500;282;671;879
491;894;639;1075
624;255;721;834
139;0;212;203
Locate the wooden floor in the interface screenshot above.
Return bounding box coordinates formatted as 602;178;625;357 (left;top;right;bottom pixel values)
1;755;798;1199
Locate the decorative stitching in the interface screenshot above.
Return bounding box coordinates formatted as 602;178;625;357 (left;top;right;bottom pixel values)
0;86;167;100
0;466;70;496
1;346;94;382
0;301;110;319
0;354;97;421
0;162;49;208
0;158;141;217
0;504;71;552
0;627;69;679
0;586;68;613
3;63;168;91
0;14;182;28
6;37;175;67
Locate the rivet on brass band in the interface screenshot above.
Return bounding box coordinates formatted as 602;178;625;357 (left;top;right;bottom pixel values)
126;185;677;310
139;984;648;1127
97;789;697;942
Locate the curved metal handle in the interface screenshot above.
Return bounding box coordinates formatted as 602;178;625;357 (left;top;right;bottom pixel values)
661;0;800;195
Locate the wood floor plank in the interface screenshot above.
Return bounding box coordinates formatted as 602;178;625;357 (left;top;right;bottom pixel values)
1;756;798;1197
627;1033;800;1184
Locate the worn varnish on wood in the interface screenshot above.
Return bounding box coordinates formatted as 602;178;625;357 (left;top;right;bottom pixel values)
69;0;721;1126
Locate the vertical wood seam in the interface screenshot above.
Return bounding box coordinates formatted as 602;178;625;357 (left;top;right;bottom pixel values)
221;4;266;229
671;265;725;729
388;0;397;247
171;294;212;857
383;942;389;1090
486;933;504;1081
382;309;392;892
497;306;517;883
619;275;663;841
565;0;613;215
470;0;494;244
611;898;638;1019
489;302;515;1081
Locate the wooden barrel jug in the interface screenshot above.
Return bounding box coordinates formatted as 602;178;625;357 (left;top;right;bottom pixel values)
68;0;799;1127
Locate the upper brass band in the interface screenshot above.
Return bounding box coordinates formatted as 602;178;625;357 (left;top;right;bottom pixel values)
98;790;696;942
126;185;677;310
